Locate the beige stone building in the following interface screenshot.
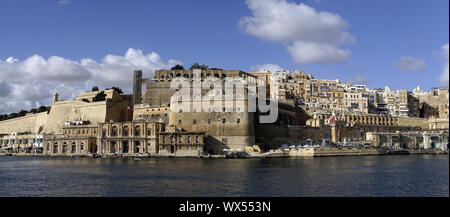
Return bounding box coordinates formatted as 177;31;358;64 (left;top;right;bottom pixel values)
418;88;449;118
96;122;205;157
344;91;369;113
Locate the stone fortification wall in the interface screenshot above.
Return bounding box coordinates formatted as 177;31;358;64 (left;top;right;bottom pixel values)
0;112;48;134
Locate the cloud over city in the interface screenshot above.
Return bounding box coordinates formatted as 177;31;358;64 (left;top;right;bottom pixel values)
250;64;285;72
240;0;355;64
393;56;427;72
439;44;449;87
0;48;181;114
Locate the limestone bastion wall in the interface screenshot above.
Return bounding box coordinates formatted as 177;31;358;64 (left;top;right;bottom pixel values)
0;100;109;135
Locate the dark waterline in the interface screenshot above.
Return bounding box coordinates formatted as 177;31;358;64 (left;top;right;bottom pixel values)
0;155;448;197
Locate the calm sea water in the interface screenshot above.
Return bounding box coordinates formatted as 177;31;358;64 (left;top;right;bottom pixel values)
0;155;448;197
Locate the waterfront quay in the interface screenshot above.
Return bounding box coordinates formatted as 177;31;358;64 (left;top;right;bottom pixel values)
1;146;448;159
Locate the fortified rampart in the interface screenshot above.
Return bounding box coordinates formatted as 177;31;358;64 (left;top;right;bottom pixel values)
0;90;132;135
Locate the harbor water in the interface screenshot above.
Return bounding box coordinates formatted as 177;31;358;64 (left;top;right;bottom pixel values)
0;155;448;197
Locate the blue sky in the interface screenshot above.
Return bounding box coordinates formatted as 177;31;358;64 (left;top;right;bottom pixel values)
0;0;448;113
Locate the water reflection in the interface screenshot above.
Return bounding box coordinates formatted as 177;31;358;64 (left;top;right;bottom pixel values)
0;155;448;197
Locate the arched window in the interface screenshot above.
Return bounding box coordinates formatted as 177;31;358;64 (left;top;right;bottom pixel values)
71;142;76;153
62;142;67;153
112;126;117;137
135;126;141;136
123;126;129;137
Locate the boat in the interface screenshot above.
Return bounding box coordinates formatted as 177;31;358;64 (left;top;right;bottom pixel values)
133;157;143;161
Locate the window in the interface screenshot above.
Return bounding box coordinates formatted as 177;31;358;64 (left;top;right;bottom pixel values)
179;136;183;143
112;127;117;137
147;129;151;136
178;120;182;125
123;126;129;137
222;119;226;124
237;119;241;124
135;126;141;136
187;136;191;144
170;136;174;143
196;136;199;144
208;119;211;124
222;138;228;144
193;119;197;125
162;136;166;144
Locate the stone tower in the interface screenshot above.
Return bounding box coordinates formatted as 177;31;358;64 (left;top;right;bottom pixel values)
52;93;59;105
133;70;143;105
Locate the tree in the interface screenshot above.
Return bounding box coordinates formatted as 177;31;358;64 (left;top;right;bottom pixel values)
18;110;28;117
111;87;123;94
29;108;38;114
171;64;185;70
190;63;208;70
92;86;99;92
8;113;18;119
93;91;107;102
37;106;48;113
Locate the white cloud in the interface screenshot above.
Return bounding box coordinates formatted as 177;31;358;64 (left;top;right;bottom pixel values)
250;64;285;72
347;74;368;85
0;48;181;114
393;56;427;72
439;44;449;87
59;0;71;6
287;42;351;64
240;0;354;64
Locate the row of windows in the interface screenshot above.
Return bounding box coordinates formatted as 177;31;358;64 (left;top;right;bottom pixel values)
159;73;228;79
47;143;85;153
1;139;42;145
178;107;243;113
178;118;241;125
107;126;152;137
162;136;200;144
64;128;97;136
